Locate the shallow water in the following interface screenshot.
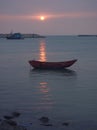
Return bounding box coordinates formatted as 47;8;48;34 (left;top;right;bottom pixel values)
0;36;97;129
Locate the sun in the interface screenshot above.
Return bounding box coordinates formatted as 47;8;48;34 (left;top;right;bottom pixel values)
40;16;45;21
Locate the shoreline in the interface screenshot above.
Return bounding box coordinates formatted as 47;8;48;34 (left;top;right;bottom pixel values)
0;111;97;130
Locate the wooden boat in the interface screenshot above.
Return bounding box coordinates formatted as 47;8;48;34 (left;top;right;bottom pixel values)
28;59;77;69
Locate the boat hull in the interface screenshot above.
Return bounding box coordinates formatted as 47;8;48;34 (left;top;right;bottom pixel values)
28;59;77;69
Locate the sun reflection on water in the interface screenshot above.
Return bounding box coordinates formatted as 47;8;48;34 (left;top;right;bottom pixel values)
40;82;48;93
39;81;54;109
39;41;47;62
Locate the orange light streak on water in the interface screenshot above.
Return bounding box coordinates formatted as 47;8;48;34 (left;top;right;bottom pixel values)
39;41;47;62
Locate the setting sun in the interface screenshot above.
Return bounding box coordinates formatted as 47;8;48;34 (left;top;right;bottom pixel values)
40;16;45;21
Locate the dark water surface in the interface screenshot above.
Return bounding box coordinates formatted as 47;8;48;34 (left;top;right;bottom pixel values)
0;36;97;129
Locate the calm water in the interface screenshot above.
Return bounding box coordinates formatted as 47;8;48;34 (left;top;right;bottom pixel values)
0;36;97;129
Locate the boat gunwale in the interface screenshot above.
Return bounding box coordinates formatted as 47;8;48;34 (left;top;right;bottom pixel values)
28;59;77;69
29;59;77;64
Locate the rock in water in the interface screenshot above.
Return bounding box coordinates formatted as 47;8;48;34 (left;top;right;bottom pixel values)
12;111;21;117
39;116;49;123
3;115;13;120
62;122;70;126
0;120;27;130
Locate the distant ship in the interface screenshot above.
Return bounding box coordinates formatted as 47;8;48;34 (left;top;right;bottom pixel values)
6;33;24;39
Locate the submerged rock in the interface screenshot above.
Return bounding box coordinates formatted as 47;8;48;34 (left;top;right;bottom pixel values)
3;111;21;120
40;123;53;126
39;116;49;123
62;121;70;126
5;119;17;126
12;111;21;117
0;120;27;130
3;115;14;120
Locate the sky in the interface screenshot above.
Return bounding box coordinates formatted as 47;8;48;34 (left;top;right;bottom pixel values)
0;0;97;35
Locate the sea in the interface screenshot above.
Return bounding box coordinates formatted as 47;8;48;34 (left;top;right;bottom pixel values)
0;36;97;130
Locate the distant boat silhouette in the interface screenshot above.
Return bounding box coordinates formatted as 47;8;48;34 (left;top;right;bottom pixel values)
6;33;24;39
